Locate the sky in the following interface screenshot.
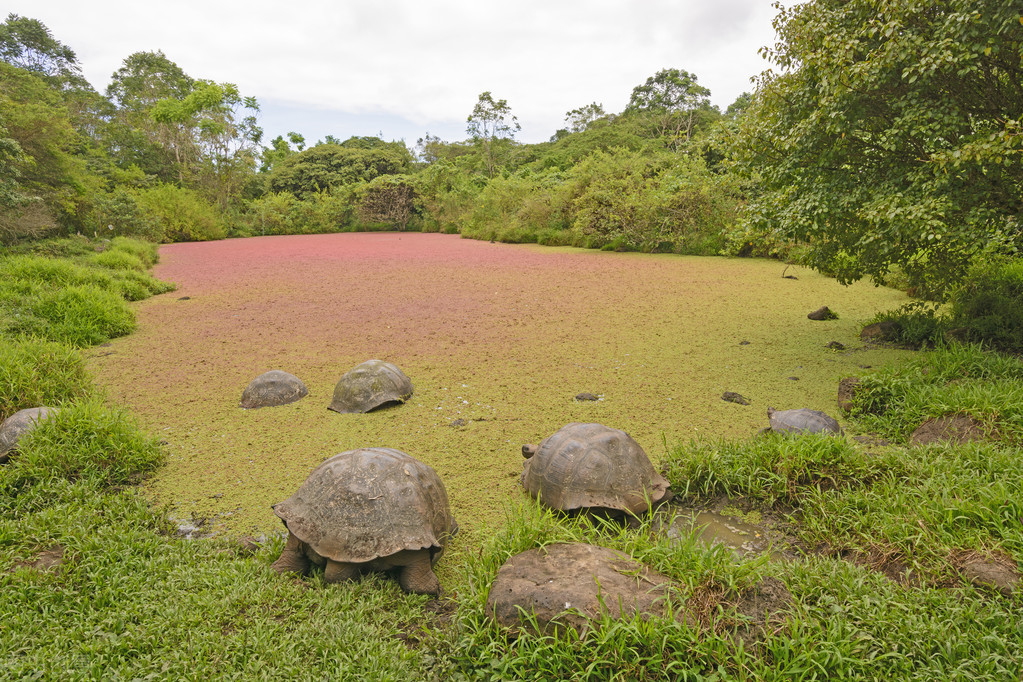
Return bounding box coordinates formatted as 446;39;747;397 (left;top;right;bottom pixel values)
8;0;780;148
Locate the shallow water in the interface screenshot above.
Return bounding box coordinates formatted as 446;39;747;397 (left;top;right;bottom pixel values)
665;509;787;560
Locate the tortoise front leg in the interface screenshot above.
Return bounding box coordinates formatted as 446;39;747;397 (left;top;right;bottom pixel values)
324;559;360;583
397;550;441;596
270;531;310;575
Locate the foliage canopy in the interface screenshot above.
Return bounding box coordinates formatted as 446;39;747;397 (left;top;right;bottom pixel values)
734;0;1023;295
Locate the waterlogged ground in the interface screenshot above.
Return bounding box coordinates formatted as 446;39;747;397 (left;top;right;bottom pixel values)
86;233;912;553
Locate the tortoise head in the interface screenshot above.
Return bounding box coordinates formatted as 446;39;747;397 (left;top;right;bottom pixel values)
521;444;538;459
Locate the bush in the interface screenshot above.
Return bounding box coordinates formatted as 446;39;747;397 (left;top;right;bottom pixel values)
949;258;1023;354
135;184;226;242
88;187;161;241
0;338;94;420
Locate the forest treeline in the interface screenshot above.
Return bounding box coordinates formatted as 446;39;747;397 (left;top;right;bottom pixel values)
1;2;1020;310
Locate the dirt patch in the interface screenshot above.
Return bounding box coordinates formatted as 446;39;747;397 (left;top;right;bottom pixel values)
910;414;989;446
85;233;911;565
12;544;65;573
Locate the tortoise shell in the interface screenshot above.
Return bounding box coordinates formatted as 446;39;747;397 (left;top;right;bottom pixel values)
0;407;58;463
272;448;456;564
240;370;309;409
767;407;843;435
328;360;413;414
521;422;670;515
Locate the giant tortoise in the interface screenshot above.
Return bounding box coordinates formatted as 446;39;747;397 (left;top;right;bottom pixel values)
328;360;413;414
521;422;671;517
270;447;457;595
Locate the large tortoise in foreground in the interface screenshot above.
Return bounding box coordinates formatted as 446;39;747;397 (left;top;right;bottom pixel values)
328;360;414;414
270;448;457;595
521;422;671;517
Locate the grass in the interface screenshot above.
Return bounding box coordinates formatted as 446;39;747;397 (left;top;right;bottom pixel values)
1;237;1021;680
848;343;1023;443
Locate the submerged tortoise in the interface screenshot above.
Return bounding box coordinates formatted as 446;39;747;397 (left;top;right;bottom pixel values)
521;422;671;516
240;370;309;409
328;360;414;414
766;407;843;435
270;447;457;595
0;407;58;463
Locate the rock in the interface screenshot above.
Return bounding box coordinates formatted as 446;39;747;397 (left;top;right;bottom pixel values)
807;306;837;321
236;536;261;555
826;341;846;351
485;542;682;635
787;376;800;381
909;414;987;446
860;320;901;342
574;392;600;401
0;407;58;463
837;377;861;414
960;558;1019;597
449;418;467;428
722;392;751;406
13;545;64;573
739;340;751;346
177;296;191;301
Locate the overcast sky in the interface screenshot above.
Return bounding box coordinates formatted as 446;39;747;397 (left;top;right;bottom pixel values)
8;0;780;147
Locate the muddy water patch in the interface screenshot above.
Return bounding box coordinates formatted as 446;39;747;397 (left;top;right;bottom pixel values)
657;497;798;561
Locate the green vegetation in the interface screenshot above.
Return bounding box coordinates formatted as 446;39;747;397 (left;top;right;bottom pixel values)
2;2;1021;678
732;0;1022;296
0;237;172;346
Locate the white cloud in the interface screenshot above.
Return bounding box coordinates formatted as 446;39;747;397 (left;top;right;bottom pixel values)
8;0;778;143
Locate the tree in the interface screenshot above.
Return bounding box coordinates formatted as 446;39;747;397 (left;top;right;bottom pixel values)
564;102;605;133
0;13;81;84
466;91;520;177
625;68;712;147
259;132;305;174
267;141;413;197
734;0;1023;294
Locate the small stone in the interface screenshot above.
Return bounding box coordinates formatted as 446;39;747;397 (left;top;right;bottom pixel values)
449;419;467;428
575;392;600;401
722;392;751;406
177;296;191;301
808;306;837;321
739;340;751;346
826;341;846;351
787;376;800;381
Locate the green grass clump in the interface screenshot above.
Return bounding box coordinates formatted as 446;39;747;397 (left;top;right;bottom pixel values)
661;434;896;504
0;238;173;345
16;284;136;347
0;399;164;496
797;442;1023;575
0;338;93;420
849;344;1023;443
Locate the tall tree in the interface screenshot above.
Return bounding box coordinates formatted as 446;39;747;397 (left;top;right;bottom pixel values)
564;102;606;133
0;13;81;84
625;68;712;148
466;91;520;177
734;0;1023;293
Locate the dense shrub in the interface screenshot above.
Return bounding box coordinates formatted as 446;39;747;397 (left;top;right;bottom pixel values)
0;338;93;420
949;258;1023;354
135;184;226;242
356;175;418;230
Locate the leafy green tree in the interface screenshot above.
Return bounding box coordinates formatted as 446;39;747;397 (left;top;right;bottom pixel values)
0;13;81;84
259;132;305;174
625;68;712;147
565;102;606;133
267;141;413;197
735;0;1023;294
466;91;520;177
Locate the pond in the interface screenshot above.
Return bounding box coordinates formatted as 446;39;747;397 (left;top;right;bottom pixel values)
86;232;912;549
